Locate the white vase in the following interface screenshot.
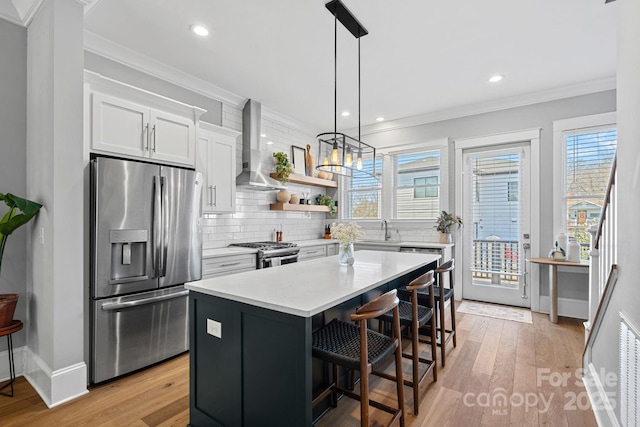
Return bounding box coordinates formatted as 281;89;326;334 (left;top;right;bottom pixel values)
276;189;291;203
338;242;355;266
439;232;452;244
567;239;581;262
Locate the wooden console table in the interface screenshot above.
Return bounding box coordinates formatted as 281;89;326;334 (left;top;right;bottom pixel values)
527;258;589;323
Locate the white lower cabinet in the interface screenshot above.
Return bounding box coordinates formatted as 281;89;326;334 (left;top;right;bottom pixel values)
298;245;327;261
197;122;240;213
326;243;338;256
298;243;338;261
202;253;256;279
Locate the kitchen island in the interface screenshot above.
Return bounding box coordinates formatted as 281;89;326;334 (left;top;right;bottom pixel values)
185;250;440;427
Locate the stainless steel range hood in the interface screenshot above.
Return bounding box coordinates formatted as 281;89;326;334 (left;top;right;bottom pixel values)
236;99;286;191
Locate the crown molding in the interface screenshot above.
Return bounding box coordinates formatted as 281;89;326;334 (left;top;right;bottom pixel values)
0;0;98;27
84;30;246;107
84;31;320;137
356;76;617;137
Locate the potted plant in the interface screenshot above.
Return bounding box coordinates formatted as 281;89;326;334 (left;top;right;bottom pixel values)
0;193;43;327
316;194;337;217
273;152;293;203
435;210;462;244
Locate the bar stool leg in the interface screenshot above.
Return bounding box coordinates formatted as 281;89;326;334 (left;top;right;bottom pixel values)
0;334;16;397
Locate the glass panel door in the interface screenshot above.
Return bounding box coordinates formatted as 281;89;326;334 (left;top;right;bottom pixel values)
462;145;531;307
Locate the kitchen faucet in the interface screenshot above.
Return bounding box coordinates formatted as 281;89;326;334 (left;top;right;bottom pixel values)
382;219;391;241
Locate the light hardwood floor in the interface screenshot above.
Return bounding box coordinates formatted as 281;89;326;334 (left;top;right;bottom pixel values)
0;303;596;427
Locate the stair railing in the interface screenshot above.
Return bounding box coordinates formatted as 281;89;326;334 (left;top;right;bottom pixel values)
586;155;617;337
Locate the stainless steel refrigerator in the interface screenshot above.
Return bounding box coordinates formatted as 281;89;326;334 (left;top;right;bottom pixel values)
90;157;202;384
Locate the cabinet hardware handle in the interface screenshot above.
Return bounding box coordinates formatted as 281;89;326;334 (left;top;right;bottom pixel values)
144;123;149;151
220;262;241;267
152;124;157;152
213;185;217;206
209;185;214;206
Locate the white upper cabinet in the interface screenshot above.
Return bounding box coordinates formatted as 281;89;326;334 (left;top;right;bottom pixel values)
86;71;205;167
197;122;240;213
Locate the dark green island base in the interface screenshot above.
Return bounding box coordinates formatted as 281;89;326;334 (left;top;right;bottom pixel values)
187;251;438;427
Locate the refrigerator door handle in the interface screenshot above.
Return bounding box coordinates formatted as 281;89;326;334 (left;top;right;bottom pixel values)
152;175;161;278
161;176;168;277
100;289;189;311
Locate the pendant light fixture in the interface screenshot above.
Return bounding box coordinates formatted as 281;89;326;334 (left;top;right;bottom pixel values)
316;0;376;178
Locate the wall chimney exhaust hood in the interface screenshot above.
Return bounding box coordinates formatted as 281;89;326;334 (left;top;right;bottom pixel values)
236;99;286;191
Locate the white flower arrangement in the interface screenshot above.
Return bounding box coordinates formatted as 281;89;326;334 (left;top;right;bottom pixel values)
331;222;364;244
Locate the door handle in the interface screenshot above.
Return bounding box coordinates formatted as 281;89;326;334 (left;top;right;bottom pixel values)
212;185;217;206
152;176;161;278
101;289;189;311
161;176;168;277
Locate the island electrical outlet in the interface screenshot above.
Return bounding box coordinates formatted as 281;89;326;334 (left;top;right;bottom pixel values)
207;319;222;338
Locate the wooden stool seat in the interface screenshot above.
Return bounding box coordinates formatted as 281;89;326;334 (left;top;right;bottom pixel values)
312;319;398;372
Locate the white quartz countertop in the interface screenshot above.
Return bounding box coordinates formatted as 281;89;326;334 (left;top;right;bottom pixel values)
186;250;440;318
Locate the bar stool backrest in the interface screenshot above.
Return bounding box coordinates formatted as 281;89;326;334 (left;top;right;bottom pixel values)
352;289;399;321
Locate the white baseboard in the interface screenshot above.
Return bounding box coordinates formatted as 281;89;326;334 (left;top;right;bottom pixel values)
583;362;620;427
538;296;588;319
23;347;88;408
0;345;27;382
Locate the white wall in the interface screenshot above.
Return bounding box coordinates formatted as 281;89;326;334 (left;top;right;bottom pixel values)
0;19;27;351
26;0;87;407
588;1;640;424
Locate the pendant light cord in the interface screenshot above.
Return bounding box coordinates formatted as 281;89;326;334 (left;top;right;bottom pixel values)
334;12;337;135
358;37;361;142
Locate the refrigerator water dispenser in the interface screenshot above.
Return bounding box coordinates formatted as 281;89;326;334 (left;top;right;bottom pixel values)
109;229;149;284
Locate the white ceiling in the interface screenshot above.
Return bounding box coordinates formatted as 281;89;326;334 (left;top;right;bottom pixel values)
83;0;616;134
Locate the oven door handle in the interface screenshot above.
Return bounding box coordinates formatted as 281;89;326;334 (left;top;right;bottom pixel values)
276;254;299;262
100;290;189;311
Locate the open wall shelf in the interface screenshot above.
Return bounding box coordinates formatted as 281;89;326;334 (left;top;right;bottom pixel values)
270;173;338;189
270;203;331;213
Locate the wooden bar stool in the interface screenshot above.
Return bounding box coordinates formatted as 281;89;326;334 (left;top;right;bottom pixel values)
312;289;405;427
377;271;437;415
417;259;456;367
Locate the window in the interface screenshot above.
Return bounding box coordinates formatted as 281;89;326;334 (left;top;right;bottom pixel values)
414;176;438;198
344;156;382;219
564;127;616;240
553;113;617;253
395;150;440;219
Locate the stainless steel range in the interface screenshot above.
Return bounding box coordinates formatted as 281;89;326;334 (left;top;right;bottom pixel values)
229;241;299;268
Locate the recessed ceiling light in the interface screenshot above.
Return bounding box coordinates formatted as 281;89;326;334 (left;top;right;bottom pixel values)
266;141;273;145
190;25;209;37
341;111;350;117
489;74;504;83
376;117;385;122
260;133;266;138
